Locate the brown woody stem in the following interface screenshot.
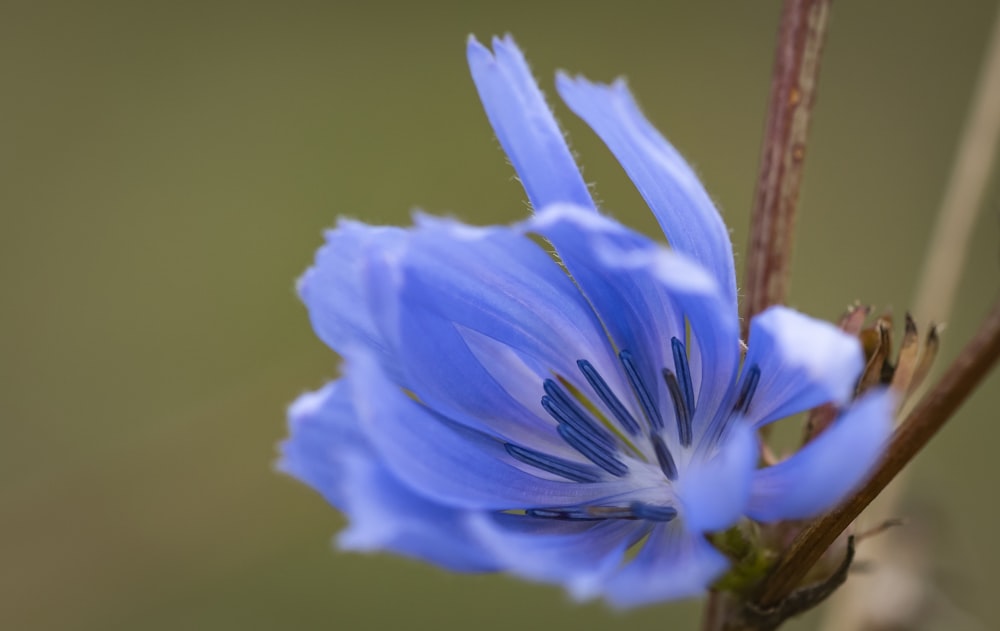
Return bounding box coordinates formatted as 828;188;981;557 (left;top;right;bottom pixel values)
754;297;1000;608
703;1;833;627
740;0;831;340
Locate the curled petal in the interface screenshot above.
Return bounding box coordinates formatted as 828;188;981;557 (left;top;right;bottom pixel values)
556;73;737;311
602;521;729;607
467;35;594;211
678;421;757;532
747;390;894;522
278;382;497;571
742;306;865;427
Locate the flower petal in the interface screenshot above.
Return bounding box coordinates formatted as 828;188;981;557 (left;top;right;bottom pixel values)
334;455;500;572
297;219;406;379
469;513;650;601
467;35;594;210
556;73;737;310
678;421;757;532
278;381;362;511
360;214;623;452
602;521;729;607
741;306;865;427
278;381;498;571
348;350;629;510
747;390;894;522
528;205;741;444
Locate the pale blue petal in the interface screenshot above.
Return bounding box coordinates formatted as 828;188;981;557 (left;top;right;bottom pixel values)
297;219;406;379
528;206;685;401
278;381;361;511
742;306;865;427
678;421;757;532
278;381;497;571
348;350;630;509
602;521;729;607
360;215;624;453
747;390;894;522
467;35;594;210
556;73;737;310
528;205;741;443
469;513;650;601
333;452;500;572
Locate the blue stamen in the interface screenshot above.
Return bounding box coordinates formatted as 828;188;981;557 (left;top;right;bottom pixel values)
584;506;637;519
525;506;633;521
696;364;762;452
619;350;663;430
734;364;761;416
629;502;678;522
523;504;676;522
504;443;601;483
650;432;678;481
525;508;588;520
671;338;696;417
576;359;641;435
542;380;616;449
663;369;693;448
557;423;628;478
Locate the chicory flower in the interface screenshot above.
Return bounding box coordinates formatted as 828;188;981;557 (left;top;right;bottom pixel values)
279;35;892;607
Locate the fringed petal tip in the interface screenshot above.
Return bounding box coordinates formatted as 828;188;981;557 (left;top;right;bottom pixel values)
467;34;594;212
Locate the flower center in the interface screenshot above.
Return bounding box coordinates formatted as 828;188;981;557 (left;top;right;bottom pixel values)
506;337;698;483
501;337;763;523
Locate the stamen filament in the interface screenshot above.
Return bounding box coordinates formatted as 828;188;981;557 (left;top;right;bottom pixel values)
504;443;601;483
557;423;629;477
663;368;693;448
619;350;664;429
670;337;697;418
541;381;616;449
577;359;641;435
629;502;678;522
522;504;676;522
650;432;679;481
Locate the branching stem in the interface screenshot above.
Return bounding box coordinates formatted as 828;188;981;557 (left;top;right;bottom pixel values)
754;298;1000;608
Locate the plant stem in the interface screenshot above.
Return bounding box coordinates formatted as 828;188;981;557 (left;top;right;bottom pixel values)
740;0;832;341
701;591;726;631
754;297;1000;609
704;0;832;625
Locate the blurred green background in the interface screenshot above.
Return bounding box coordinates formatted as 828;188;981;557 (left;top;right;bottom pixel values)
3;1;999;629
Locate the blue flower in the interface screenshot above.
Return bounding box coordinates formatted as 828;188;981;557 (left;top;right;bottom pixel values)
279;35;893;607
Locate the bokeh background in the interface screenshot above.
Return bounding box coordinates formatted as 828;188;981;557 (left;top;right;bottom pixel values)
3;1;999;629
